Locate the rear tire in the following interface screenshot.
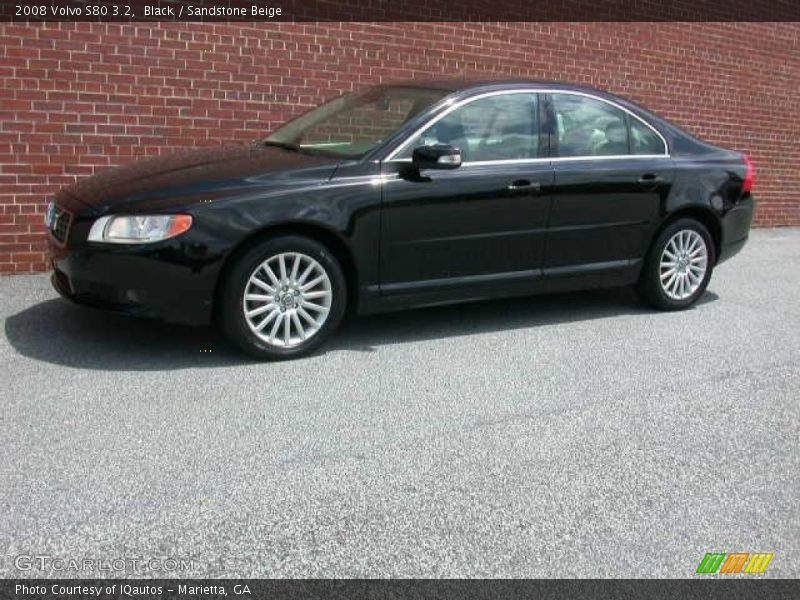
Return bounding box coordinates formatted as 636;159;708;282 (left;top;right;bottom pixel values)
218;235;346;360
637;218;715;311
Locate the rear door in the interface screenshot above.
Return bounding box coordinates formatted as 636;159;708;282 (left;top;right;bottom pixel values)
543;92;673;274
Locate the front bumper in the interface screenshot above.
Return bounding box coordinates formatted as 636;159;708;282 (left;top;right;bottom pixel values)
47;234;223;326
717;195;755;264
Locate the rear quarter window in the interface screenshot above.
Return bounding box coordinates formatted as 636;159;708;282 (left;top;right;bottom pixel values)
630;118;666;155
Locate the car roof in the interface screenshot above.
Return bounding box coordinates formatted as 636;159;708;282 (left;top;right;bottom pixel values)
378;78;658;125
381;78;609;96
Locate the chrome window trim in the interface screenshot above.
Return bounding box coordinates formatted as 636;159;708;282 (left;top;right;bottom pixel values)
388;154;670;167
384;88;670;163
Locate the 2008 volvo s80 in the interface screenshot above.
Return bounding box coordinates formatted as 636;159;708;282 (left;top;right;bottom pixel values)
46;80;754;359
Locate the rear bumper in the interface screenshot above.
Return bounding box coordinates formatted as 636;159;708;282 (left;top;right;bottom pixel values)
48;235;222;326
717;195;754;264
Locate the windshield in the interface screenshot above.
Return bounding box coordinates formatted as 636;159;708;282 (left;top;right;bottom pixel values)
264;86;450;159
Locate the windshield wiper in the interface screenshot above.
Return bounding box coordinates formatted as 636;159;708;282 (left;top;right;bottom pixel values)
262;140;301;152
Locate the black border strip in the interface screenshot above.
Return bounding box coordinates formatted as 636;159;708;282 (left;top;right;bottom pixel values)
1;0;799;22
4;579;800;600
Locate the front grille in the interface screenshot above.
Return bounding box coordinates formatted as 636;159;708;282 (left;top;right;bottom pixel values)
49;205;73;244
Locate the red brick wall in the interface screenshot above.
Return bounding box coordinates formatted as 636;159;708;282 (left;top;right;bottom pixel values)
1;22;798;273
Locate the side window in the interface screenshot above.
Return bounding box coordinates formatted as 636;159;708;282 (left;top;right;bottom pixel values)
398;93;540;162
551;93;630;157
630;117;665;155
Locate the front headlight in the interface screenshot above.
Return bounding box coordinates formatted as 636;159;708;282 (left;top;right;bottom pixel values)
88;215;193;243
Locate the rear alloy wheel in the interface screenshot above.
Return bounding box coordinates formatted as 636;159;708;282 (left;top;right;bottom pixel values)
220;236;346;359
659;229;708;301
637;218;715;310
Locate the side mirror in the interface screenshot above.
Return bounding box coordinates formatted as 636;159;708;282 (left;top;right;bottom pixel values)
411;144;462;170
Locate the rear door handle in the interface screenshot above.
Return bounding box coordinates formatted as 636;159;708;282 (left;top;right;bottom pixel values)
508;179;541;193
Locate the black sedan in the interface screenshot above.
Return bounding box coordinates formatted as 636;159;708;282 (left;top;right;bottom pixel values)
46;80;755;359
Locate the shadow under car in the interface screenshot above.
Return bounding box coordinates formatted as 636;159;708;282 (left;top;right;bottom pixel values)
4;287;718;372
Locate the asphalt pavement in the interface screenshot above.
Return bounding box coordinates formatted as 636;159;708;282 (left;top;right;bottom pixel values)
1;228;798;578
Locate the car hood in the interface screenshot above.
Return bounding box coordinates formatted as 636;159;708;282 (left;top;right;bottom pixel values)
57;143;340;215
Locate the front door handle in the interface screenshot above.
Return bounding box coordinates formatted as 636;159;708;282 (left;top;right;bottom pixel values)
637;174;664;187
508;179;541;193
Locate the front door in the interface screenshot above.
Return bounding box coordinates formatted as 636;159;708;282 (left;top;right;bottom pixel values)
379;92;554;294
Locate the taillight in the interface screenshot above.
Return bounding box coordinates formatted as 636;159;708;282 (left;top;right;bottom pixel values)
742;154;754;194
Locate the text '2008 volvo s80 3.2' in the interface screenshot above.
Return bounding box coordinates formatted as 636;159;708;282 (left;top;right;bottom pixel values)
46;80;755;359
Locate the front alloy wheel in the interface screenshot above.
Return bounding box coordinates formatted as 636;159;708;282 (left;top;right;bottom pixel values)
243;252;333;348
220;235;346;359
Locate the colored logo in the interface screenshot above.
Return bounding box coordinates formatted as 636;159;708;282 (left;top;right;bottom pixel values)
696;552;773;574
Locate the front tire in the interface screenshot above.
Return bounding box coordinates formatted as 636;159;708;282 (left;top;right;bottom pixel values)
219;235;347;360
637;218;715;310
